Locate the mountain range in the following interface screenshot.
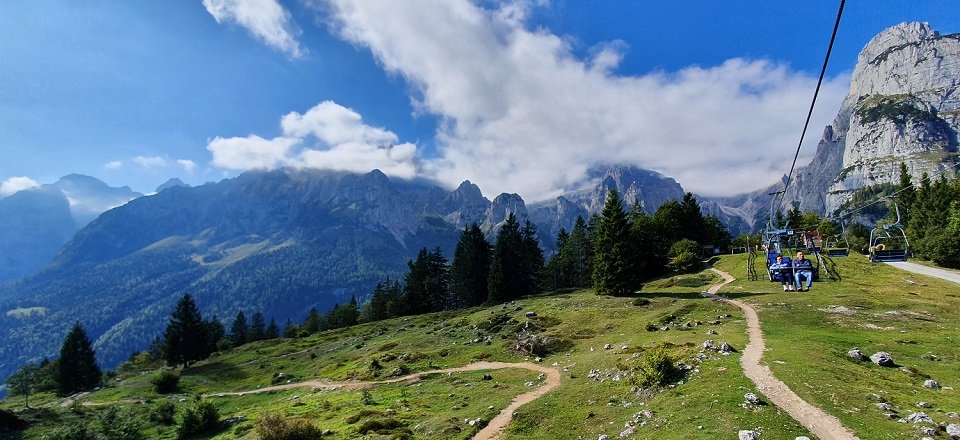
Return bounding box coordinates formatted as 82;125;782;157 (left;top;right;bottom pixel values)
0;21;957;382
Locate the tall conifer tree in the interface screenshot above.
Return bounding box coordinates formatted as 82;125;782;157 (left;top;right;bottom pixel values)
58;322;101;395
230;311;247;346
488;213;525;303
163;294;207;367
450;224;492;307
593;189;639;295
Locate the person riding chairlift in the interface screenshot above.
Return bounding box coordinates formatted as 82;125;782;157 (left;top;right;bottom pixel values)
769;254;793;291
793;251;814;292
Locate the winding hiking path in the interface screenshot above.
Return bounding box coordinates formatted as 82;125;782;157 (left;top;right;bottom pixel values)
886;261;960;284
704;268;860;440
206;361;560;440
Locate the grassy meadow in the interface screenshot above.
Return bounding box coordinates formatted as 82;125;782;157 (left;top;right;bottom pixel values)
2;253;958;439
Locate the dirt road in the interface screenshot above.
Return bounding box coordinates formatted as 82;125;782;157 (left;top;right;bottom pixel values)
886;261;960;284
705;268;860;440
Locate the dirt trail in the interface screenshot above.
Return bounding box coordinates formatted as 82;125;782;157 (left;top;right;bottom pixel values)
704;268;859;440
206;361;560;440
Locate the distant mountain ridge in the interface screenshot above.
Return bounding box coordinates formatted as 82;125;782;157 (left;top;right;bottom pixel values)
0;175;141;283
0;164;689;379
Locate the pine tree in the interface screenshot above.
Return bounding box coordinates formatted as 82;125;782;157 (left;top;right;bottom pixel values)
546;228;571;289
163;294;208;368
58;322;102;395
519;220;544;295
897;162;915;226
248;311;267;342
449;224;492;307
630;206;663;280
400;248;449;314
593;189;639;295
265;318;280;339
230;311;247;346
565;216;595;287
283;319;299;338
487;213;525;303
204;317;225;355
303;307;322;334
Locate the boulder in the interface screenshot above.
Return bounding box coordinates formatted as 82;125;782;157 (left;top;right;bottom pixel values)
870;351;895;367
945;423;960;439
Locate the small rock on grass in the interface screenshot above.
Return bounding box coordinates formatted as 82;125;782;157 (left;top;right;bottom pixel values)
923;379;940;389
870;352;895;367
744;393;763;405
738;430;758;440
847;347;867;361
945;423;960;438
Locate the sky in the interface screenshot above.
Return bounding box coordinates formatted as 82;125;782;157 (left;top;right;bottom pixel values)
1;0;958;202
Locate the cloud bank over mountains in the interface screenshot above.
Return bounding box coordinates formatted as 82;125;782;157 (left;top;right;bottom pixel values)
203;0;848;200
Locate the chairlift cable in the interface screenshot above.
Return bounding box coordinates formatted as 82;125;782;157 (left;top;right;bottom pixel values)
773;0;846;214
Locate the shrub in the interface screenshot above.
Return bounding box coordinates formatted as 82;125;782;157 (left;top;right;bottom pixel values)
96;405;144;440
176;399;219;439
39;423;99;440
151;370;180;394
150;401;176;425
630;346;681;389
256;414;324;440
668;251;701;274
632;298;651;306
668;239;700;258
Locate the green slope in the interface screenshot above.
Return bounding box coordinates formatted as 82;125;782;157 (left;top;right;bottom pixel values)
4;254;959;439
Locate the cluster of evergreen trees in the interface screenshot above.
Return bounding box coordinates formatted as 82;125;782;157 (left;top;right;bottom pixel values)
359;214;544;323
357;190;731;321
549;190;731;294
894;164;960;267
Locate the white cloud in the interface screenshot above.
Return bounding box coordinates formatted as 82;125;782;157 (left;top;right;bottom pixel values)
133;156;169;168
207;101;420;178
105;160;123;170
177;159;198;173
204;0;306;58
315;0;848;200
208;135;298;170
0;176;40;197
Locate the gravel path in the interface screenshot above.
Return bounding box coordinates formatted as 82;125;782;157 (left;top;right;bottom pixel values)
206;361;560;439
704;267;860;440
886;261;960;284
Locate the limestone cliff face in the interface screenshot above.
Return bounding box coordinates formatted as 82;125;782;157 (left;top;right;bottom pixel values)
704;22;959;226
826;22;960;213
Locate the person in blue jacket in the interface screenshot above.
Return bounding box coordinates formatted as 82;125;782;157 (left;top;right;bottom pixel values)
769;254;793;291
793;251;814;291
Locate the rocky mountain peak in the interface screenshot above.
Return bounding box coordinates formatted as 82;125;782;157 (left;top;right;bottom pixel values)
156;178;189;193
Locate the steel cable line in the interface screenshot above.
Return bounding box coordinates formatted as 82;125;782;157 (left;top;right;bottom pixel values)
772;0;846;214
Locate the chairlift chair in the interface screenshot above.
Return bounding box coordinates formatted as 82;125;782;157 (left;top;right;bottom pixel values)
820;219;849;257
868;201;910;263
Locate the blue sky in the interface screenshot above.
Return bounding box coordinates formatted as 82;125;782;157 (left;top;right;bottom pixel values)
1;0;958;201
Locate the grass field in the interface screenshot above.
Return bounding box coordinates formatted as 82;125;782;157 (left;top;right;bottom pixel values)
2;254;958;439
